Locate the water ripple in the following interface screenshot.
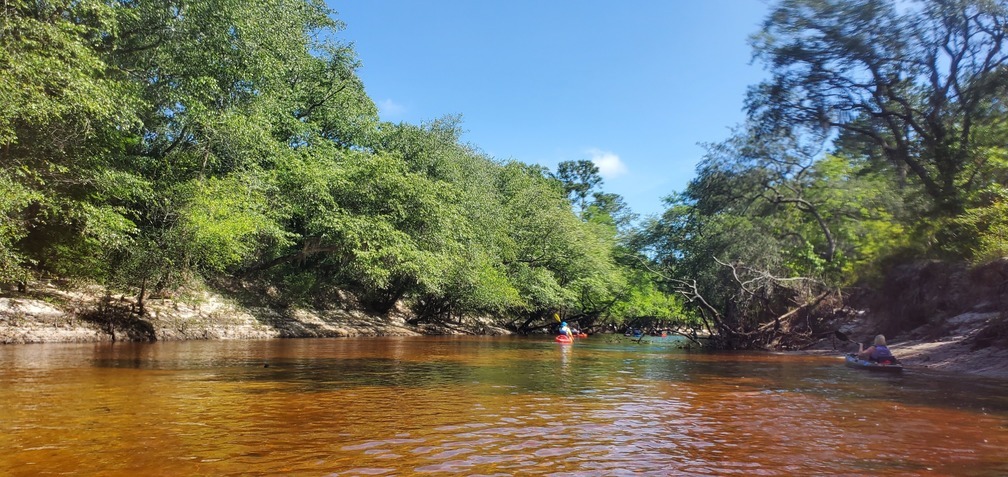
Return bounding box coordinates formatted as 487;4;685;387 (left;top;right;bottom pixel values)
1;337;1006;476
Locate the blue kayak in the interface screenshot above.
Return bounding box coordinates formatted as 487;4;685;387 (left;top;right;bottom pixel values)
845;353;903;372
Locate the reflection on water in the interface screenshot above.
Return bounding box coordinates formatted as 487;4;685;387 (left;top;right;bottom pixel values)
1;336;1006;476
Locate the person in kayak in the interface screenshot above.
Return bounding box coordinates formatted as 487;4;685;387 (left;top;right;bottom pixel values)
858;334;896;363
559;321;573;339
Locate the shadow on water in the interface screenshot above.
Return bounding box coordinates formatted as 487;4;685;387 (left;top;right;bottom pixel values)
241;358;477;391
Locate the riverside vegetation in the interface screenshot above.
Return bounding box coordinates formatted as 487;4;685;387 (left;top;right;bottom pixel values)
2;0;1006;372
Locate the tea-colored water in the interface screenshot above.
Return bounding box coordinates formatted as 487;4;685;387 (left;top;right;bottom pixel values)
1;336;1005;476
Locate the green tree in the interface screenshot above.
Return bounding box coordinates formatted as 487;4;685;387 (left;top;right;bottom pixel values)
749;0;1008;215
1;1;142;281
637;121;912;348
554;159;603;213
106;0;374;301
0;173;38;283
584;192;639;234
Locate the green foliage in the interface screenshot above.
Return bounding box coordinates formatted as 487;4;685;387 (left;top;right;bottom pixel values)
803;154;911;281
609;268;683;323
638;124;921;345
554;159;602;213
749;0;1008;216
1;0;142;282
631;0;1008;348
0;1;133;145
496;162;583;310
583;192;639;234
942;187;1008;263
174;175;287;273
0;171;39;282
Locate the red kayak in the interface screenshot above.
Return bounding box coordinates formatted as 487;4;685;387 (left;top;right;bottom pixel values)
555;335;573;343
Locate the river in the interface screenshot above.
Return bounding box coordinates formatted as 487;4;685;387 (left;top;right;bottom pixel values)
1;336;1005;476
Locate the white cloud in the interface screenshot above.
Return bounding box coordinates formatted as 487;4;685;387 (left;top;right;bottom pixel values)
587;148;628;179
377;99;406;118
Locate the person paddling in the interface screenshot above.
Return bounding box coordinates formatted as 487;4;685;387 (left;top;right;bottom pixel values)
858;334;897;364
559;321;573;339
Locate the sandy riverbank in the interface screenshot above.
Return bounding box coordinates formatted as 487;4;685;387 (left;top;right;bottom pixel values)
0;284;508;346
804;310;1008;380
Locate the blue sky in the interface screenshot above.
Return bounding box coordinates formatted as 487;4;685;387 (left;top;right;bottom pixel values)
331;0;770;219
